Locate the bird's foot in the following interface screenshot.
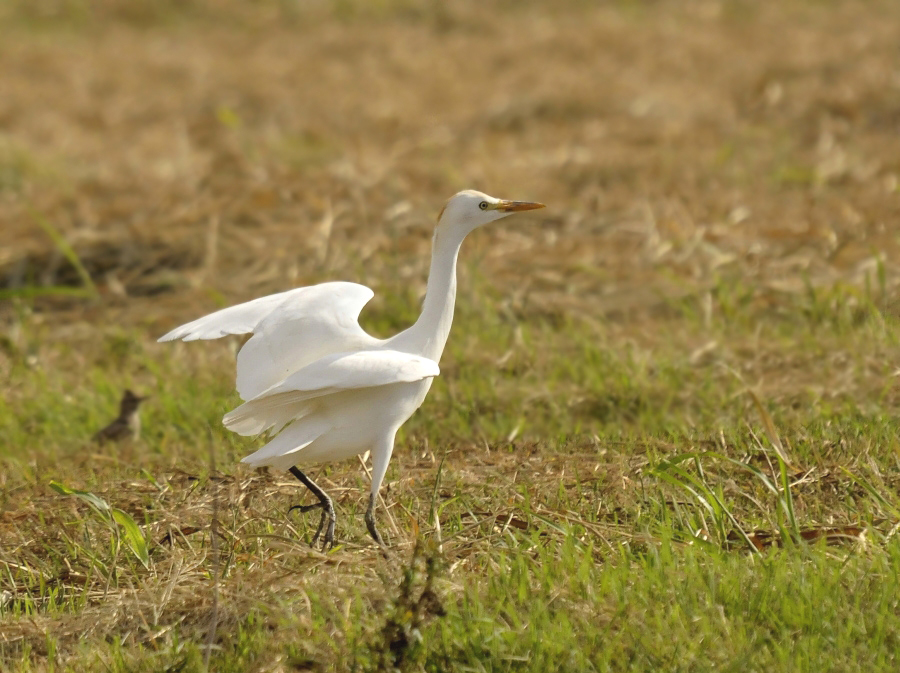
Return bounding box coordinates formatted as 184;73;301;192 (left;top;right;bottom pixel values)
288;502;323;515
288;500;336;551
364;494;387;551
287;466;336;551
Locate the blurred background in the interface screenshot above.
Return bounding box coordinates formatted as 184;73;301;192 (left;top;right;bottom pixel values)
2;0;899;459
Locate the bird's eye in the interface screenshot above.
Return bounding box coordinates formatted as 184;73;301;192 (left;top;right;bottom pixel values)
479;201;489;210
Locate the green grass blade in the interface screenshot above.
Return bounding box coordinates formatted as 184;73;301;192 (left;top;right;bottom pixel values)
777;452;799;543
49;480;112;516
841;468;900;519
111;508;150;568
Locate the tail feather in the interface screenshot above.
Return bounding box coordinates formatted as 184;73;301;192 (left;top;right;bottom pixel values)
223;391;321;437
240;416;331;468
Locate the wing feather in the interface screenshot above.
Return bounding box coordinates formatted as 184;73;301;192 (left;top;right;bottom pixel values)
261;350;440;397
222;350;439;436
158;282;379;400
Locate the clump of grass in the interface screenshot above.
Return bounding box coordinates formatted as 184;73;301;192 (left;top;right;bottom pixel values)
353;538;447;673
49;480;149;573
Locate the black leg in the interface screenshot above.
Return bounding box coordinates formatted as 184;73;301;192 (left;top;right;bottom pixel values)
288;466;336;550
364;493;386;548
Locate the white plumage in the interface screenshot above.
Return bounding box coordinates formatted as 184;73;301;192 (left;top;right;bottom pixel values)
159;190;544;548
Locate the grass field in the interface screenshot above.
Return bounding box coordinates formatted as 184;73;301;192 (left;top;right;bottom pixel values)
2;0;900;670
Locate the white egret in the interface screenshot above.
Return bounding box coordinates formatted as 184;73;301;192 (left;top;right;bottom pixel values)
158;190;544;549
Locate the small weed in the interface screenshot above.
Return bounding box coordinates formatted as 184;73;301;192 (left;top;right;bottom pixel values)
354;539;447;673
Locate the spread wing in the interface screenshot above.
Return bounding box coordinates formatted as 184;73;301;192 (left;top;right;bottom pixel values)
223;350;440;436
158;281;379;400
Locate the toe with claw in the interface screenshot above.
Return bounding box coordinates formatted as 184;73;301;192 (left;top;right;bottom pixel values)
288;466;337;550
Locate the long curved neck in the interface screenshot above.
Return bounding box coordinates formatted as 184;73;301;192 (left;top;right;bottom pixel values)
395;226;466;362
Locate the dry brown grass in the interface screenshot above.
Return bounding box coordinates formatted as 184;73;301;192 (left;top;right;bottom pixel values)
4;0;899;317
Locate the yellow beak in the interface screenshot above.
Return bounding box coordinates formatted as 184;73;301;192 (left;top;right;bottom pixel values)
495;200;545;212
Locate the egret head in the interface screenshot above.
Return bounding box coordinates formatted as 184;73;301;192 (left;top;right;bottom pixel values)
437;190;544;236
